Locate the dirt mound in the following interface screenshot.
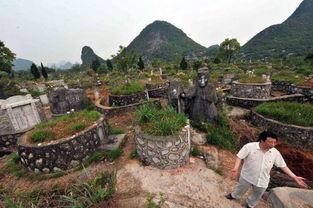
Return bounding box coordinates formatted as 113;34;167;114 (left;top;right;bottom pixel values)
276;143;313;181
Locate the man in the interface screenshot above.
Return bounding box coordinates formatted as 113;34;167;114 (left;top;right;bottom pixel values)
225;131;309;208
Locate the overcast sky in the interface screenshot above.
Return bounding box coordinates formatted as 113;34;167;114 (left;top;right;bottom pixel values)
0;0;303;65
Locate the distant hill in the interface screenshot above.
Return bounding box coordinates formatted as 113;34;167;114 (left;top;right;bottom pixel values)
126;20;207;62
204;44;219;57
240;0;313;60
81;46;106;66
12;58;34;70
48;61;74;70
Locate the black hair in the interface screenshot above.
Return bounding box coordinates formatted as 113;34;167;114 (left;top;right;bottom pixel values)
257;131;278;142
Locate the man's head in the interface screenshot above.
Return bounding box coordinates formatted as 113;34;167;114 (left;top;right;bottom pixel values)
197;67;210;88
258;131;278;149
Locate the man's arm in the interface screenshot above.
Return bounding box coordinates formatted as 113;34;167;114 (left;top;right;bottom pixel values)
230;156;242;179
280;166;309;188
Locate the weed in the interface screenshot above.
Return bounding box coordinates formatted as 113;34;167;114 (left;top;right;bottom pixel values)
105;148;123;161
71;122;86;133
147;192;165;208
30;129;55;143
129;151;138;159
191;146;202;157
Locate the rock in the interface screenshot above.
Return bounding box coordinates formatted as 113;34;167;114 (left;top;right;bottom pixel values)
267;187;313;208
191;128;207;145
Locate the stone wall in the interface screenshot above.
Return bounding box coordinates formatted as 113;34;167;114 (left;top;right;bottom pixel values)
17;116;109;173
48;87;88;114
226;94;304;108
146;82;169;90
108;91;148;106
0;128;31;148
134;124;190;169
148;87;168;98
251;111;313;151
272;81;313;102
230;81;271;99
96;99;161;118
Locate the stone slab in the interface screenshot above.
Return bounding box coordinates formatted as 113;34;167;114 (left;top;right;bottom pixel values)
267;187;313;208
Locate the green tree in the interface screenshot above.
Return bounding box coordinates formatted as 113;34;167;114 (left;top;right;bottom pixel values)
91;59;100;72
304;52;313;66
218;38;240;64
180;57;188;70
0;40;16;74
30;63;41;79
106;59;113;70
111;46;138;71
41;62;48;80
137;56;145;70
192;60;202;70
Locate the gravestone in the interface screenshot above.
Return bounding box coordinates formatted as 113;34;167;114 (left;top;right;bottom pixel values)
0;94;46;132
47;87;88;115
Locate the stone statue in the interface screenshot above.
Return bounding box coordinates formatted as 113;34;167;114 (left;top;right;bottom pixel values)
167;79;185;113
182;67;218;123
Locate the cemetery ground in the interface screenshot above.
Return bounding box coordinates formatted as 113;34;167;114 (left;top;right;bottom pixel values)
1;106;312;208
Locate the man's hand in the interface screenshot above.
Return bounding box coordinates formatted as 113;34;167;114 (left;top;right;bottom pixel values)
230;168;239;180
293;176;310;189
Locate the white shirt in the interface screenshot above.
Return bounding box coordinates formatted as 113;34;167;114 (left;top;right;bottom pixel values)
237;142;287;188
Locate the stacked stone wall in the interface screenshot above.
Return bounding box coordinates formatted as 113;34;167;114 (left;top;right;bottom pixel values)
134;125;190;169
96;100;161;117
0;129;31;148
230;81;271;99
17;116;109;173
251;111;313;151
109;91;148;106
226;94;304;108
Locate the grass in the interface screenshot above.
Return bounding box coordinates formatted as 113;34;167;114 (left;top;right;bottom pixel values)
253;68;273;76
254;102;313;126
129;151;138;159
108;125;124;135
110;81;145;95
191;105;237;150
29;110;100;143
0;171;116;208
271;71;306;85
147;192;165;208
237;74;266;83
136;104;187;136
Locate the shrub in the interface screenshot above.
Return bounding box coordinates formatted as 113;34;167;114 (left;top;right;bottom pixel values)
110;81;145;95
29;90;43;97
136;105;187;136
191;146;202;156
30;129;55;142
254;102;313;126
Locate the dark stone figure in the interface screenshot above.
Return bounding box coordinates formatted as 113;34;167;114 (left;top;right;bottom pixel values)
167;79;185;113
183;67;218;123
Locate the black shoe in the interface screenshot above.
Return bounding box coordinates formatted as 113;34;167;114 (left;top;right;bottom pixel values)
225;193;235;200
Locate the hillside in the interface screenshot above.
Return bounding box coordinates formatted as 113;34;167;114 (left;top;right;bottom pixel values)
240;0;313;60
126;20;206;62
12;58;33;70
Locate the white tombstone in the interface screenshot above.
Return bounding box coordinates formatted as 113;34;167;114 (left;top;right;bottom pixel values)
94;89;100;100
0;95;45;132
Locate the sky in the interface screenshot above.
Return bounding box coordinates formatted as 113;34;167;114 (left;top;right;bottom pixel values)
0;0;303;65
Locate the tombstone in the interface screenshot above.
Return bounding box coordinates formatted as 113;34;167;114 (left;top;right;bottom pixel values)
182;67;218;123
94;89;100;100
47;87;89;115
0;95;46;132
39;94;49;105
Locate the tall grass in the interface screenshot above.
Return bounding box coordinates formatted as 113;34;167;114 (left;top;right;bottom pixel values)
254;102;313;126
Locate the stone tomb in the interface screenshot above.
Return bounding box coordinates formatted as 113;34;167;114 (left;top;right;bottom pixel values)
47;87;88;116
0;95;46;147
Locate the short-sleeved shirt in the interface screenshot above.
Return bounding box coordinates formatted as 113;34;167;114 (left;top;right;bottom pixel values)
237;142;287;188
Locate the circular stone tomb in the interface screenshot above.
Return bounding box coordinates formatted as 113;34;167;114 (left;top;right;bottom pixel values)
134;124;191;169
230;81;272;99
17;115;109;173
108;91;148;106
